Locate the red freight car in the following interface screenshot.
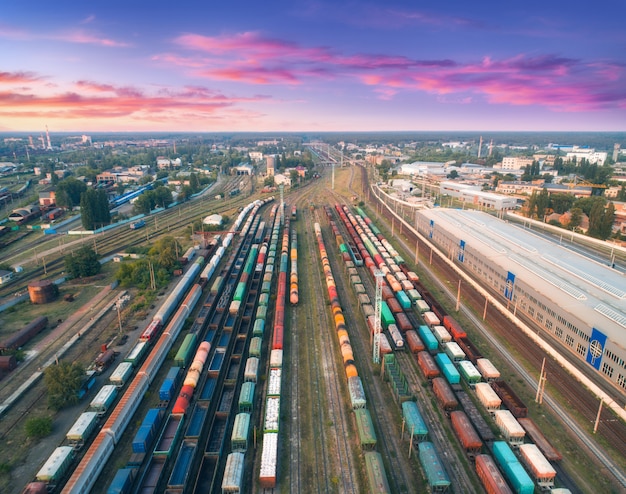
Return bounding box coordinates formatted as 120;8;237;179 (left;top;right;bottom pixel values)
432;377;458;411
491;381;528;418
450;410;483;456
417;351;440;379
443;315;467;341
405;330;425;354
475;454;513;494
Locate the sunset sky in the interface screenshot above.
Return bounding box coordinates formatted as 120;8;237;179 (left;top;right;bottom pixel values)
1;0;625;132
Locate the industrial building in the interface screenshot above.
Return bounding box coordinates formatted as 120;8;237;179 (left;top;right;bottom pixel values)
439;182;519;210
415;208;626;397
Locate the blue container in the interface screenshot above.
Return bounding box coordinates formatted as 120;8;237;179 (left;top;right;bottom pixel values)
395;290;411;309
132;425;154;454
143;408;164;433
159;367;181;401
418;325;439;352
107;467;135;494
435;353;460;385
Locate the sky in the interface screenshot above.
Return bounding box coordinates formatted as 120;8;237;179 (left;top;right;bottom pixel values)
1;0;625;133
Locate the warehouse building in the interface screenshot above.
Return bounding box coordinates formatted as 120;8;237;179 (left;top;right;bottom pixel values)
415;208;626;396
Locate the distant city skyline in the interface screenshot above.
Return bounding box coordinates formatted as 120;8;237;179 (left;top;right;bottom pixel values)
1;1;625;132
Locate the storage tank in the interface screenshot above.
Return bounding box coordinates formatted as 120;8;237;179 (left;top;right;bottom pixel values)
28;279;58;304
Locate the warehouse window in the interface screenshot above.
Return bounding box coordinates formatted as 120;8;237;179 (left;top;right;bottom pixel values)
545;320;553;331
618;374;626;390
577;343;586;356
528;307;535;317
566;335;574;347
602;362;614;378
555;327;563;339
537;313;544;324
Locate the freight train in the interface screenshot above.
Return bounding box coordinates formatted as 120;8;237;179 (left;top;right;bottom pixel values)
27;199;272;494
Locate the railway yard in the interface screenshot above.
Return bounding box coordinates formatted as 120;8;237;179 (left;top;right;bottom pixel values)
0;162;625;494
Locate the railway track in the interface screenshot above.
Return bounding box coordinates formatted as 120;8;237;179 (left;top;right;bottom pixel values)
301;203;358;493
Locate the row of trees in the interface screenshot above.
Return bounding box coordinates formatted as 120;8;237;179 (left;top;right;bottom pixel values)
525;191;616;240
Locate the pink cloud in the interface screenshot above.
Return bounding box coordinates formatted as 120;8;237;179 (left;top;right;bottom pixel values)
56;30;130;47
162;30;626;111
0;80;270;123
0;71;42;84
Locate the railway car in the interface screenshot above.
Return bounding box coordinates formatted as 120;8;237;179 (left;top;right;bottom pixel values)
395;312;412;332
476;358;500;382
418;442;451;493
442;315;466;341
517;418;562;461
89;384;118;415
259;432;278;488
492;441;534;494
107;467;135;494
518;443;556;489
154;414;184;456
443;341;465;362
354;408;377;450
364;451;391;494
418;325;439;353
267;368;282;396
494;410;526;447
222;452;245;492
387;324;405;350
456;336;483;364
475;382;502;414
417;351;440;379
35;446;74;483
458;360;481;385
432;325;452;346
475;454;513;494
231;413;251;452
132;409;165;454
450;410;483;457
109;361;133;387
124;341;147;366
455;391;496;443
238;382;255;413
432;377;458;411
66;412;99;449
434;352;460;385
491;381;528;418
139;320;162;342
0;316;48;351
415;299;430;313
348;375;367;409
402;401;428;442
423;311;440;328
174;333;197;368
159;366;181;402
405;330;425;354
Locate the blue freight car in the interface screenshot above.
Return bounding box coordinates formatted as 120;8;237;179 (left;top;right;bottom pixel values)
435;352;461;385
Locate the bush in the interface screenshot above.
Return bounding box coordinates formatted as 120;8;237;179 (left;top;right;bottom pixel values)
25;416;53;439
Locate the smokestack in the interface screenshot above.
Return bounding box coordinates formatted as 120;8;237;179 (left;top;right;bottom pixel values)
478;136;483;158
45;125;52;150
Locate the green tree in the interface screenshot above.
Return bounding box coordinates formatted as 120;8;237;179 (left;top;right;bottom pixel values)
567;208;583;230
133;193;153;215
44;361;85;410
153;186;173;208
25;416;53;439
189;173;200;193
447;170;459;179
65;246;101;278
55;177;87;209
549;193;575;214
148;237;181;271
80;190;96;230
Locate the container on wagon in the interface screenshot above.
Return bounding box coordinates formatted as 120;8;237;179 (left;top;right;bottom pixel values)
348;375;367;409
231;413;251;452
476;358;500;382
89;384;118;414
457;360;481;385
405;330;425;353
475;382;502;413
432;325;451;345
267;368;282;396
109;361;133;387
494;410;526;447
401;401;428;441
66;411;99;447
238;382;255;413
